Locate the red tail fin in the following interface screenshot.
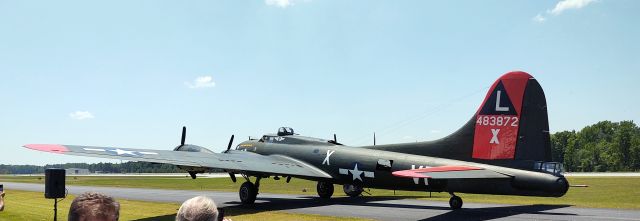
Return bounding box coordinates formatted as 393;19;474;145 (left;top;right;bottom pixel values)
472;71;532;160
365;71;552;168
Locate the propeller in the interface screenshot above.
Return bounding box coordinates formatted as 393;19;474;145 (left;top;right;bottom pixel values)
225;135;234;153
333;134;337;143
180;126;186;147
374;132;376;146
225;134;236;182
228;172;237;183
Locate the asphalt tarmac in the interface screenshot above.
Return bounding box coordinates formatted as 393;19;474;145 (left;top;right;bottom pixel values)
5;182;640;221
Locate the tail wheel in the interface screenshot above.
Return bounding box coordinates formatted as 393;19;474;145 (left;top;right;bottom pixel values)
449;195;463;209
239;181;257;205
317;181;334;199
343;184;363;197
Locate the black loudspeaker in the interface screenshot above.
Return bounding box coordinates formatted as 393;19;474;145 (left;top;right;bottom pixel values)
45;168;66;199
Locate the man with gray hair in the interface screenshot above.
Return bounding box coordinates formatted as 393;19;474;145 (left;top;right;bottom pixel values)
176;196;229;221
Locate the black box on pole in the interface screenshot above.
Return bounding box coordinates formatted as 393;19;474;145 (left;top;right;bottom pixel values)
45;168;65;199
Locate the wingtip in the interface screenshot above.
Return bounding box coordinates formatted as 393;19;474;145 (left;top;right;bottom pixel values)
23;144;69;153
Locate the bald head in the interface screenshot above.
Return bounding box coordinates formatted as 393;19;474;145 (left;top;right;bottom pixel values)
176;196;219;221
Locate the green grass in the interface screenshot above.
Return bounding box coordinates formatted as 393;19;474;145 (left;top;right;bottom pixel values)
2;175;639;209
0;190;372;221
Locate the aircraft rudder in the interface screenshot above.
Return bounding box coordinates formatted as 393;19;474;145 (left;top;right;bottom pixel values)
470;71;551;162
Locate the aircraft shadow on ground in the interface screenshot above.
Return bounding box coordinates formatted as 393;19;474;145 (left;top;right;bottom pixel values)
418;204;574;221
221;196;574;220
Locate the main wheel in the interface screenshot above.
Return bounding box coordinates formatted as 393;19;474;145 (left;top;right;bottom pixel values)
317;181;334;199
449;195;463;209
343;184;363;197
239;181;257;205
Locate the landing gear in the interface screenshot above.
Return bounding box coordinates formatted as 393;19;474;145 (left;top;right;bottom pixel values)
448;192;463;209
343;184;363;197
188;171;197;179
317;181;334;199
239;175;261;205
239;181;258;205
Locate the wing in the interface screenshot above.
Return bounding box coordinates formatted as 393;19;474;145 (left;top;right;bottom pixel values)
24;144;332;179
392;165;510;179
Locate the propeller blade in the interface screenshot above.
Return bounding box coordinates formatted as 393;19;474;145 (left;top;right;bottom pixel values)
334;134;337;143
228;172;237;183
227;135;235;151
374;132;376;146
181;126;186;146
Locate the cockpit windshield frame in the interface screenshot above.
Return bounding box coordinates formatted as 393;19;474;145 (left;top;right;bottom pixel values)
277;127;295;136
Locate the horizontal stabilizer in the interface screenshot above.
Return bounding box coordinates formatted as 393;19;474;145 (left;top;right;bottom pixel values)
392;165;510;179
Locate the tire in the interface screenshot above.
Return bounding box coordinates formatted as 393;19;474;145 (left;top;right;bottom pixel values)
449;195;463;209
239;181;257;205
317;181;334;199
343;184;363;197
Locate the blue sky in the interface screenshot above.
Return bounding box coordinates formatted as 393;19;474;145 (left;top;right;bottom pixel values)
1;0;638;165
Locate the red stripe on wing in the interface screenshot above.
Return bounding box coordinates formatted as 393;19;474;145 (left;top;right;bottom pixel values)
23;144;69;153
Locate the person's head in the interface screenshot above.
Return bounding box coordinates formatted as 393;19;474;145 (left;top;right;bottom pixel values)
176;196;219;221
68;192;120;221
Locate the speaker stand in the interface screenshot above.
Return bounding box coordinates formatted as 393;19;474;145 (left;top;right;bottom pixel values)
53;198;58;221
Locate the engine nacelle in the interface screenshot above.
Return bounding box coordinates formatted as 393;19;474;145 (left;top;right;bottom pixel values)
343;184;364;197
173;144;214;178
173;144;214;153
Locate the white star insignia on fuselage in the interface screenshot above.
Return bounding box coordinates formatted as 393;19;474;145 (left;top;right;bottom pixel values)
349;164;364;181
339;163;375;181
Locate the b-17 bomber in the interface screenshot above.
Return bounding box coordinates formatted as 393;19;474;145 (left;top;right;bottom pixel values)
25;71;569;209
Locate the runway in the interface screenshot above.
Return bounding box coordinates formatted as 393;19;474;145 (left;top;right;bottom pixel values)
5;182;640;221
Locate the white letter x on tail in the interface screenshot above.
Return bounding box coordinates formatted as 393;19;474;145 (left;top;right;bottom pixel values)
490;129;500;144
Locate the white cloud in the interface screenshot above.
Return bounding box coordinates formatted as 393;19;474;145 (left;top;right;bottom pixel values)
266;0;293;8
402;135;413;140
533;0;597;23
69;111;94;120
549;0;596;15
532;14;546;23
266;0;311;8
185;76;216;89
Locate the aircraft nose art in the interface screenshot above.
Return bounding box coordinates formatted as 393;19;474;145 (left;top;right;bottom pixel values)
23;144;69;153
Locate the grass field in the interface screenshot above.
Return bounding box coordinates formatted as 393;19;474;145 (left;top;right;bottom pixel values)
0;190;372;221
1;175;639;210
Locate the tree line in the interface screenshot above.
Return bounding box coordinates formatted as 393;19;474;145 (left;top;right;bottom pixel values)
2;120;639;174
551;120;640;172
